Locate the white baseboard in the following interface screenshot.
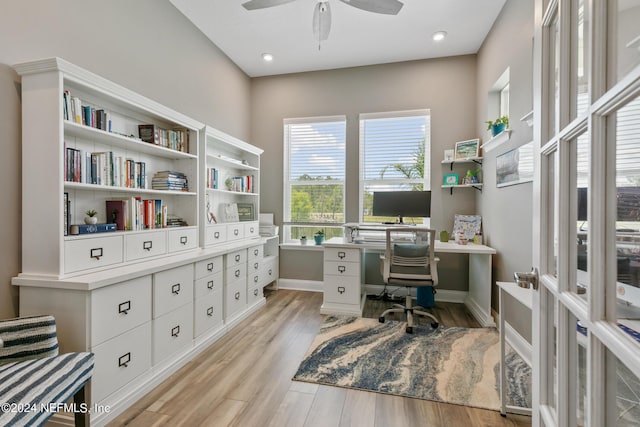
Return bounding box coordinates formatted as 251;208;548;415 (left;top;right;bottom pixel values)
277;279;323;292
363;284;467;304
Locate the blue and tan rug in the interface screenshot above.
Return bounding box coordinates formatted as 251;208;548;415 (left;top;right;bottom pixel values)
293;316;531;412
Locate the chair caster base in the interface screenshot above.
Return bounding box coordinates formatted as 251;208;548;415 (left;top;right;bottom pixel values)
431;322;439;329
500;413;507;418
379;316;385;323
406;326;413;334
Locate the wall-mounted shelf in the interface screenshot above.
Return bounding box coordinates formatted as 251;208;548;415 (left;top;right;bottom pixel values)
441;156;483;171
480;130;511;153
442;183;483;194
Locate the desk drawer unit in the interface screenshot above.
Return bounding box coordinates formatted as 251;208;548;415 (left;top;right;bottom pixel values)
91;322;151;403
153;264;194;318
153;302;193;365
205;224;227;246
324;260;359;277
325;247;360;263
91;276;152;346
323;275;361;305
167;227;197;253
125;230;167;262
64;235;123;274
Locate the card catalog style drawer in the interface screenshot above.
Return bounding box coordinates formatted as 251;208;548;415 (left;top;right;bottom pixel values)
247;245;263;260
225;264;247;284
152;302;193;365
91;322;151;403
194;272;223;300
91;276;152;346
225;279;247;319
226;224;244;241
167;227;197;253
153;264;194;318
248;272;261;289
65;235;123;274
205;224;227;246
248;258;261;275
323;275;361;305
244;222;259;238
260;258;279;287
125;230;167;262
247;284;263;305
195;256;223;280
324;247;360;263
324;260;360;278
194;290;223;337
226;249;246;268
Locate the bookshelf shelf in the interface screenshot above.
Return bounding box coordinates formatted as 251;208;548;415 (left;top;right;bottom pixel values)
206;154;260;171
64;181;197;196
205;188;259;197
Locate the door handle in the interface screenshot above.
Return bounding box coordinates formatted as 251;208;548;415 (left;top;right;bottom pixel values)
514;267;539;290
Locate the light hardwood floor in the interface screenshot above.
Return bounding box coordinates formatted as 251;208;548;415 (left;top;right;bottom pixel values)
108;289;531;427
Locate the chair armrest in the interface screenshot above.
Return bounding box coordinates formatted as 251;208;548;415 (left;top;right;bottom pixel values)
0;315;59;365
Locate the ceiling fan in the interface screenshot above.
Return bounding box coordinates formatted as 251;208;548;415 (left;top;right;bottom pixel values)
241;0;404;42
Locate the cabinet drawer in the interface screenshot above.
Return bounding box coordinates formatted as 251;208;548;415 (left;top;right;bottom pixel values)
324;247;360;263
247;245;263;260
225;279;247;318
125;231;167;262
244;222;259;238
194;290;223;337
248;272;261;289
167;227;197;253
91;276;152;346
91;322;151;404
152;302;193;365
323;275;362;305
324;260;360;278
64;235;123;274
248;259;261;274
225;264;247;284
247;284;263;306
205;224;227;246
260;258;279;287
226;224;244;241
194;272;223;300
153;264;194;318
195;256;223;279
226;249;246;268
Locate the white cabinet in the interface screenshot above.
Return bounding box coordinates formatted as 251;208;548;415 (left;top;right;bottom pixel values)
193;256;224;338
322;248;363;315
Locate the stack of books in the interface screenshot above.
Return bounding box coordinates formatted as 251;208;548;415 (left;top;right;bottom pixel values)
151;171;188;191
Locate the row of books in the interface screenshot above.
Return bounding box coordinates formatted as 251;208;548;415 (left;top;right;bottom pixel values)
106;197;168;231
65;146;147;189
138;124;190;153
63;89;112;131
228;175;255;193
151;171;189;192
206;167;220;189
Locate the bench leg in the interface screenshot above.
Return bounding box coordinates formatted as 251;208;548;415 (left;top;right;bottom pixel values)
73;384;89;427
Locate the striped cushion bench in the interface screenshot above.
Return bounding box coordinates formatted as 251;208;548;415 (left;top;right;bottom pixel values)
0;316;95;427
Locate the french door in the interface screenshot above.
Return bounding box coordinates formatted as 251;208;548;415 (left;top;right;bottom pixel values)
532;0;640;426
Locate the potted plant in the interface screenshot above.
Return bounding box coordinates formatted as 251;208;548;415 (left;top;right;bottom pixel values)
464;168;482;184
300;235;308;245
314;230;325;245
486;115;509;137
84;209;98;225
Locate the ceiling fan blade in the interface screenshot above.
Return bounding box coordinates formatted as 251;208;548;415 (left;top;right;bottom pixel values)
339;0;403;15
312;2;332;41
242;0;297;11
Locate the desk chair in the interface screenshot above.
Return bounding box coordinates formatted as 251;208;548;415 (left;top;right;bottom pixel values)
378;227;439;333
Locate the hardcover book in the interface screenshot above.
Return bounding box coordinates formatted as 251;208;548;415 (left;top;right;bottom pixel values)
106;200;127;230
69;223;117;235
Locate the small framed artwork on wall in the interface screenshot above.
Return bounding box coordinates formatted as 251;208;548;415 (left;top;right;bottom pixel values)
443;173;459;186
454;138;480;159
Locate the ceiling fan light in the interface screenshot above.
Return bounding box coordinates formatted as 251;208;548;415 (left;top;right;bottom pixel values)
432;31;447;41
262;53;274;61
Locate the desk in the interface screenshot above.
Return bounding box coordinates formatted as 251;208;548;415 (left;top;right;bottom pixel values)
321;237;497;327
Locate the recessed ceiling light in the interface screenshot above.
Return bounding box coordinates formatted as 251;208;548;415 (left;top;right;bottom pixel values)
432;31;447;42
262;53;274;62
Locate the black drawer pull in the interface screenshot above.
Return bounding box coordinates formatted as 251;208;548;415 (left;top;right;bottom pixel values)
254;262;259;270
118;300;131;315
214;231;220;238
118;352;131;368
254;249;259;256
268;269;272;276
207;262;214;272
235;254;241;262
254;275;259;283
338;265;346;273
235;291;240;300
180;236;187;245
90;247;103;260
254;288;259;296
338;251;346;259
207;280;214;290
338;286;346;294
143;240;152;251
235;269;241;278
234;229;239;236
171;325;180;338
207;307;214;317
172;283;181;295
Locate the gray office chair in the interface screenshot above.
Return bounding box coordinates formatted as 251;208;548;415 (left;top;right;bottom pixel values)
378;227;439;333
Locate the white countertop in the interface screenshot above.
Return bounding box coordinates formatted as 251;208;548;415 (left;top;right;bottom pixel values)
323;237;497;255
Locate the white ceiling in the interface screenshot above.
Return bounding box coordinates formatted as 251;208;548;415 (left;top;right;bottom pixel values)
169;0;506;78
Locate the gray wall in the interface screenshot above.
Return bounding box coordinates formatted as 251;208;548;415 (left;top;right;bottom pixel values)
0;0;251;319
251;56;479;288
476;0;534;318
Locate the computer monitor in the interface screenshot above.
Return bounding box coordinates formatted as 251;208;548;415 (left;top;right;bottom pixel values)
577;186;640;222
372;191;431;224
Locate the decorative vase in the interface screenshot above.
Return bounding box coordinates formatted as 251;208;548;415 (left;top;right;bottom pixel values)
300;237;307;245
491;123;506;137
314;235;324;245
440;230;449;242
84;216;98;225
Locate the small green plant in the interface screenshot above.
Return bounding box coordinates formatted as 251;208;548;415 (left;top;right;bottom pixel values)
314;230;324;237
486;115;509;130
85;209;97;217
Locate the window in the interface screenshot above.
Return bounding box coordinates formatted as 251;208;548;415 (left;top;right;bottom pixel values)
359;110;431;223
283;116;346;242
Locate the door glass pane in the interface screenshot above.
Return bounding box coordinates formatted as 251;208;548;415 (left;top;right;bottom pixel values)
576;319;587;427
613;96;640;329
549;150;559;276
549;13;560;136
608;351;640;426
574;0;589;118
613;1;640;85
575;132;589;298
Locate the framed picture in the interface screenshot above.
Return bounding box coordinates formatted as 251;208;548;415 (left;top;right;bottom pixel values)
444;149;454;162
443;173;459;186
237;203;255;221
222;203;239;222
454;138;480;160
496;141;534;187
452;214;482;239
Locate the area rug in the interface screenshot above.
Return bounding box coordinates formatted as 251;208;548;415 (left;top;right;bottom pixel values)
293;316;531;412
